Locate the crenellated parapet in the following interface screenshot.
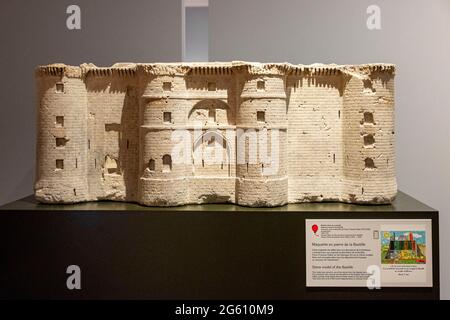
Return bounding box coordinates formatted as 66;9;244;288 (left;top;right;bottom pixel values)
82;64;137;78
35;62;395;78
35;63;82;78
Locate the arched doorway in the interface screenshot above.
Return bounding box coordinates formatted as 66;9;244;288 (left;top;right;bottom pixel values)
192;130;233;177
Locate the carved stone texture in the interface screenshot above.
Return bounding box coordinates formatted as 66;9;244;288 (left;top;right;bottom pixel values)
34;62;397;207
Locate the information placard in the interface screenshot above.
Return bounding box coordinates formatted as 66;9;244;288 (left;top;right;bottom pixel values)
305;219;432;287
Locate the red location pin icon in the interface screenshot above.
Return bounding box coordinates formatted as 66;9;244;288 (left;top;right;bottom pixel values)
312;224;319;235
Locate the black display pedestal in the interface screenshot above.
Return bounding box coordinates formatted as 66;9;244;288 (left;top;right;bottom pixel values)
0;191;439;300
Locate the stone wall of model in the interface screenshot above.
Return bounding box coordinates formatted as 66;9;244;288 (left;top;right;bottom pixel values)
34;62;396;206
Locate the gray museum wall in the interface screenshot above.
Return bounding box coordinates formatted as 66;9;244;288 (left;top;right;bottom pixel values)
0;0;183;206
185;6;209;61
209;0;450;298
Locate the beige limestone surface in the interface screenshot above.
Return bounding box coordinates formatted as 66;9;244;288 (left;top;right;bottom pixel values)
34;61;397;207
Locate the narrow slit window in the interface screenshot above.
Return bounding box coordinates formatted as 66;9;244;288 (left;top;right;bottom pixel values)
148;159;155;171
162;154;172;172
208;108;216;122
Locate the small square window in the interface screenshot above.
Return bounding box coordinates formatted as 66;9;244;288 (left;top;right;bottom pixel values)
257;80;265;91
56;159;64;170
363;112;374;124
163;112;172;123
208;82;216;91
363;134;375;147
56;138;66;147
163;82;172;91
56;116;64;127
257;111;265;122
56;82;64;93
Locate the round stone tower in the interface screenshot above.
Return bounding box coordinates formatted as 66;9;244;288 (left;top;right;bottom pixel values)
342;64;397;203
34;65;89;203
137;64;189;206
233;63;288;206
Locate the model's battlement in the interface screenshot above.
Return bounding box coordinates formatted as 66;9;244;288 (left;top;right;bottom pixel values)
36;62;395;78
34;61;396;207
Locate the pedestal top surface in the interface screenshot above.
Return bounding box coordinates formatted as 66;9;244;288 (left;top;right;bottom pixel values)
0;191;436;213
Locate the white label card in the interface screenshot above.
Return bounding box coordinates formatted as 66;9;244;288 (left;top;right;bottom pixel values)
305;219;432;287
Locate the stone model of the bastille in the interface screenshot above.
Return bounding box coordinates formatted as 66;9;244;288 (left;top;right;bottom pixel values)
35;62;396;207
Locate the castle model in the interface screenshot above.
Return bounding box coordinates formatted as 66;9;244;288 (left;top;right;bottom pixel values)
35;62;397;207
